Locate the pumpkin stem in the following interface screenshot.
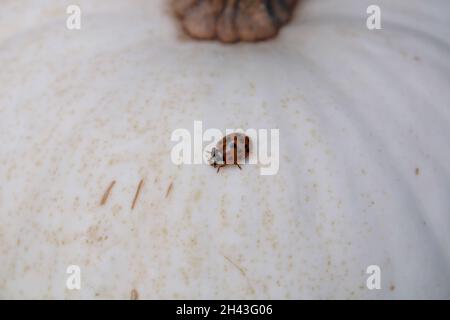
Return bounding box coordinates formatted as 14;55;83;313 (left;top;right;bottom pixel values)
172;0;298;43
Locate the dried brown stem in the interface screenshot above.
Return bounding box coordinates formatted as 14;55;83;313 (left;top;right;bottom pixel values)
172;0;298;43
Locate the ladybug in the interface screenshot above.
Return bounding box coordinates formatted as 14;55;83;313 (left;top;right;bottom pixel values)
208;132;250;173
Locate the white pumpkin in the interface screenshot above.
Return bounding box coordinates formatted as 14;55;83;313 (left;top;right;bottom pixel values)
0;0;449;299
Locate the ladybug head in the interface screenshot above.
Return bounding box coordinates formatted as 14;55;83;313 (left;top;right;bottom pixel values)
208;147;224;167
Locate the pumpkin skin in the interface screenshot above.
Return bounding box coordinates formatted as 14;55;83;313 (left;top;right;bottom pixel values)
0;0;450;299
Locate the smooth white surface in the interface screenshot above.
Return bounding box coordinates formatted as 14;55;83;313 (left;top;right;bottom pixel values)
0;0;449;299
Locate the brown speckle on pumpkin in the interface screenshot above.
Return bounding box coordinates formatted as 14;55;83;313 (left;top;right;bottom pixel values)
415;168;420;176
130;289;139;300
172;0;298;43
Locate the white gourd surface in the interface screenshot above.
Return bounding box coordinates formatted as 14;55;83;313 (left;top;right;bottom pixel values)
0;0;449;298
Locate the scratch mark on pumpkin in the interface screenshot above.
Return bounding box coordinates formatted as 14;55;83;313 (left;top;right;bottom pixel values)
165;182;173;198
131;179;144;210
100;180;116;206
223;255;246;277
223;255;255;295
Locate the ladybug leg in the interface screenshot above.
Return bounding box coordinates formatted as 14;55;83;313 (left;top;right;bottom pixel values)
217;164;225;173
236;164;242;170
